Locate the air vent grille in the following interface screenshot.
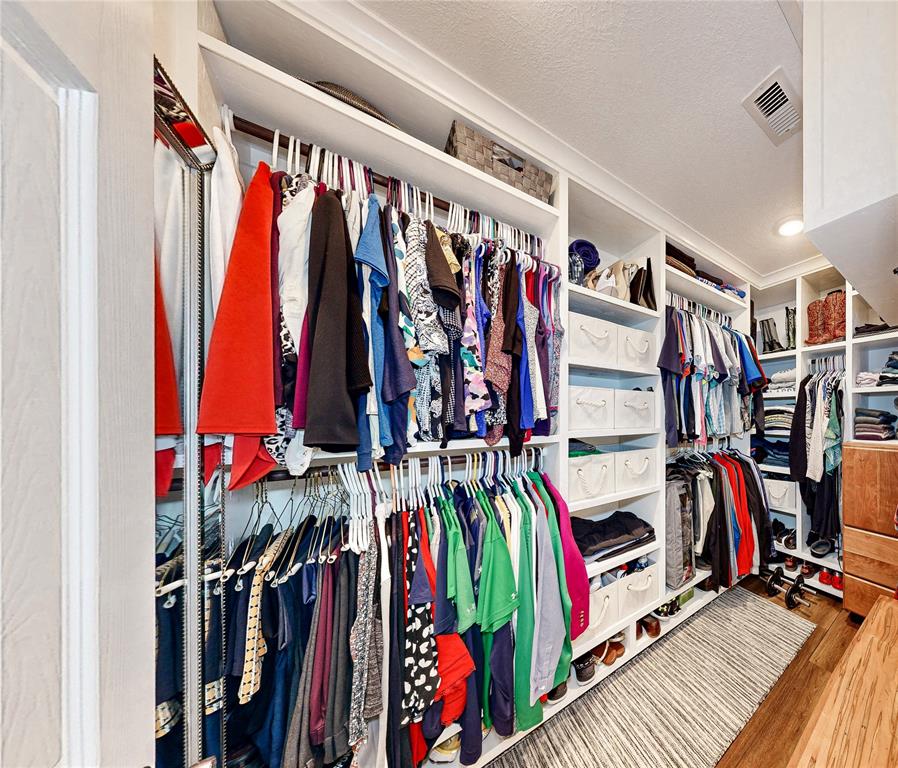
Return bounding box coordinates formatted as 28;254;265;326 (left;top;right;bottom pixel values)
742;68;802;146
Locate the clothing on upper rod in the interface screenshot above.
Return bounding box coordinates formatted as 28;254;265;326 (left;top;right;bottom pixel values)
197;116;563;493
657;300;767;447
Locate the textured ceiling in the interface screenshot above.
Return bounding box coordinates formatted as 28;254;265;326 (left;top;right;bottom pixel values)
359;0;818;275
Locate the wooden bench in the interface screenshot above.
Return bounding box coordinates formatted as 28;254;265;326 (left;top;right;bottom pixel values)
788;596;898;767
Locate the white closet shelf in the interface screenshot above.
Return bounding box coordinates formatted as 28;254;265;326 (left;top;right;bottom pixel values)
568;484;662;513
763;390;796;399
854;384;898;394
852;329;898;346
802;570;844;598
664;265;747;314
664;566;713;602
801;340;846;354
633;585;718;652
583;540;660;579
773;541;842;572
758;349;797;361
843;438;898;446
568;427;658;440
298;435;561;467
750;428;790;436
758;464;791;475
568;359;659;376
567;283;660;323
198;33;560;237
774;558;844;598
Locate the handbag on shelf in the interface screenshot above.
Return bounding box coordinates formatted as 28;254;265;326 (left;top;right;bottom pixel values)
628;259;657;311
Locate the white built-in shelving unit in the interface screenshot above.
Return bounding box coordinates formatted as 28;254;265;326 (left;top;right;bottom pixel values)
189;3;890;764
750;264;898;598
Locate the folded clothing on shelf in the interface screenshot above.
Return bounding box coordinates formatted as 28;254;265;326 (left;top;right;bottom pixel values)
854;407;898;441
770;368;796;384
856;370;880;387
854;322;897;337
665;242;696;276
571;510;656;561
879;351;898;385
764;405;794;431
750;437;790;467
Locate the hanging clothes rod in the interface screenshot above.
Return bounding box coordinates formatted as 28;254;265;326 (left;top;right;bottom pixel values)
665;289;733;327
233;115;453;212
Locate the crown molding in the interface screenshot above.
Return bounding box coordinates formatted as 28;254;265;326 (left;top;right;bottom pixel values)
755;252;831;288
285;0;767;286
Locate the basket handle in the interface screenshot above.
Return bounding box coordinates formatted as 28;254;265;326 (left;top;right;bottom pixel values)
580;324;610;344
626;335;650;355
627;573;654;592
624;457;651;476
576;397;608;409
592;593;611;625
577;465;609;497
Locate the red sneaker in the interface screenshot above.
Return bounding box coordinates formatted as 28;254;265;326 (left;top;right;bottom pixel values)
831;572;844;590
819;569;833;585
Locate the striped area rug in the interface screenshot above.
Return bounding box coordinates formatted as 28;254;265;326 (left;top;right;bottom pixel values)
488;587;814;768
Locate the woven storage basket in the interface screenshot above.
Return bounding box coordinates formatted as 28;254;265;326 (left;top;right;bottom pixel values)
445;120;553;203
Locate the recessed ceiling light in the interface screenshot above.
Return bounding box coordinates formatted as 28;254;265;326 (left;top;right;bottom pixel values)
777;217;804;237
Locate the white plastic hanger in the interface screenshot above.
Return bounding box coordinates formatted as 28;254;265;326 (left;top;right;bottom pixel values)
270;128;281;170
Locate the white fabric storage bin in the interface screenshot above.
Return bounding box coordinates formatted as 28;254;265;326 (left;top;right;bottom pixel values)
617;326;655;371
614;448;656;493
568;453;615;503
570;312;618;367
569;385;615;431
587;578;619;636
613;389;655;430
765;478;796;511
618;563;658;616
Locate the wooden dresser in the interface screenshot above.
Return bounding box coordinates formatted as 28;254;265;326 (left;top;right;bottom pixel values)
842;441;898;615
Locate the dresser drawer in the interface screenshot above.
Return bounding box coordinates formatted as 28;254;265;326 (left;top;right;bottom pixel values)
844;574;895;617
570;313;618;367
764;478;796;512
613;389;655;430
844;526;898;589
843;443;898;537
568;386;615;430
568;453;615;503
614;448;657;493
617;326;655;371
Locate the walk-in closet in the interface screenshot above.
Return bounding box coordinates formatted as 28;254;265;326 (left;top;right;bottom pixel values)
2;2;897;768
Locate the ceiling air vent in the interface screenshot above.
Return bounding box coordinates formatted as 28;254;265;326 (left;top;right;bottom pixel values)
742;67;802;146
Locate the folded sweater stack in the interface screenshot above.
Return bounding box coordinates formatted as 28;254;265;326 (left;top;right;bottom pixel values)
767;368;796;393
666;242;696;276
765;405;794;432
751;436;790;467
571;510;656;562
856;370;880;388
878;351;898;387
855;407;897;441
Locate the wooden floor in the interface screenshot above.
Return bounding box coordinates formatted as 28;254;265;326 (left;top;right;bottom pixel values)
716;577;862;768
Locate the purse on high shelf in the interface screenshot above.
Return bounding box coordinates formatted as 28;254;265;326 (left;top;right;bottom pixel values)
628;259;657;311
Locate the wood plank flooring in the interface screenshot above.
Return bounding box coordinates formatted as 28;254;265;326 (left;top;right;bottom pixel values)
716;577;862;768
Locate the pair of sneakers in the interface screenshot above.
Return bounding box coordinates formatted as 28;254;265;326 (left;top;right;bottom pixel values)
572;632;626;685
